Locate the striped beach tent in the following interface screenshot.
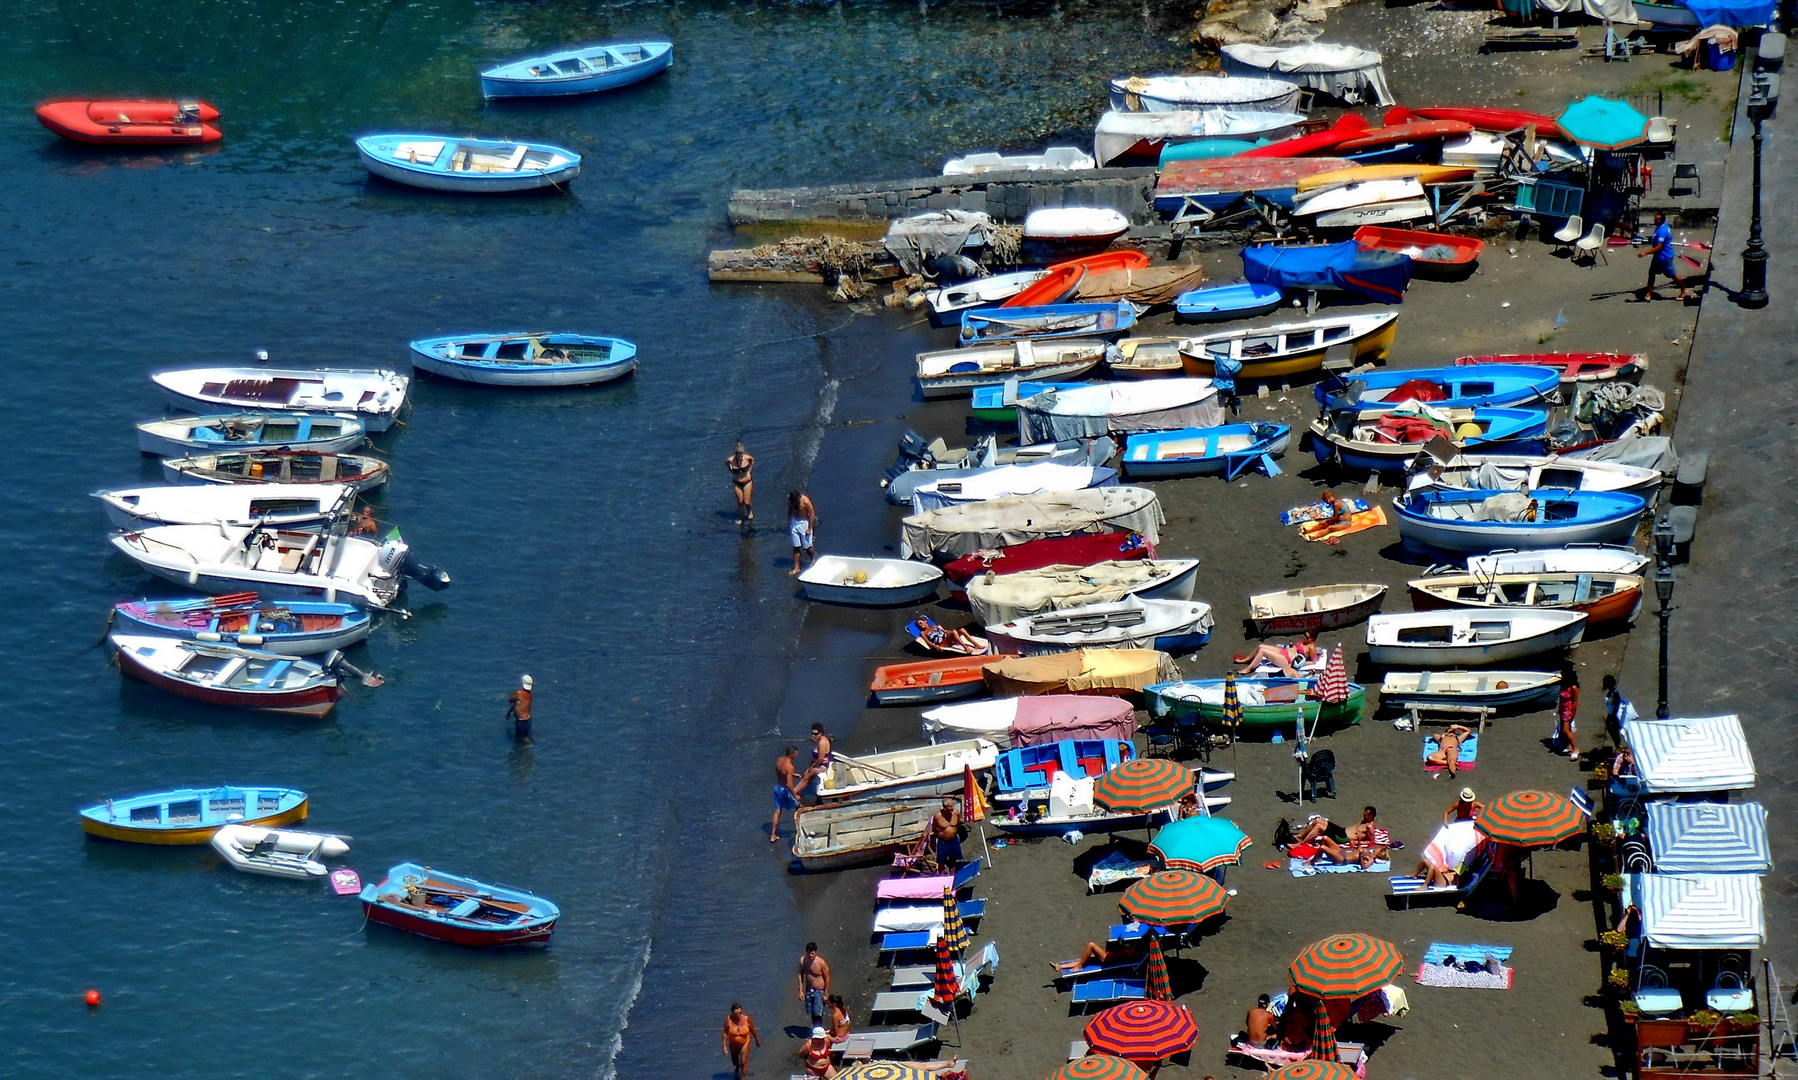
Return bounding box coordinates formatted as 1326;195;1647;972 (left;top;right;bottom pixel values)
1288;934;1404;998
1632;873;1766;949
1622;715;1756;793
1476;790;1587;848
1094;758;1193;812
1645;802;1771;874
1049;1054;1151;1080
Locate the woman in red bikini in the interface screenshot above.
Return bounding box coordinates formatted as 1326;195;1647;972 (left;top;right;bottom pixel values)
1235;628;1320;677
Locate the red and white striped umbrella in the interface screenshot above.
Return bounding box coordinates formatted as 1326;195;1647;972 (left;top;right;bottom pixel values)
1314;646;1350;705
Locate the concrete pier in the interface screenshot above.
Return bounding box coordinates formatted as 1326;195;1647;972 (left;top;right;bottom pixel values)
727;166;1161;227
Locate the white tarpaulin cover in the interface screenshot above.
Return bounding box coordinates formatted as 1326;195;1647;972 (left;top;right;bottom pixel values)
1631;873;1765;949
1018;379;1224;444
1536;0;1639;24
1623;715;1757;793
1092;108;1305;166
911;462;1118;514
967;558;1195;626
884;210;998;276
1564;434;1679;475
1646;802;1771;875
901;486;1164;559
1220;43;1397;107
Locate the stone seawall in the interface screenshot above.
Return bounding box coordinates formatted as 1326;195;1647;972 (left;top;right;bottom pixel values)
726;166;1161;227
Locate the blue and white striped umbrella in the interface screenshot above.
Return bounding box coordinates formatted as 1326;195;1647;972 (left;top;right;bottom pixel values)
1645;801;1771;874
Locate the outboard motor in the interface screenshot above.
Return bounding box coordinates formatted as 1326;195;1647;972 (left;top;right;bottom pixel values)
402;552;452;591
882;429;934;488
1321;378;1366;415
376;539;408;575
324;650;385;688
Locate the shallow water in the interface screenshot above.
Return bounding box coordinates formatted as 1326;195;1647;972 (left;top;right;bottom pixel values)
0;2;1189;1076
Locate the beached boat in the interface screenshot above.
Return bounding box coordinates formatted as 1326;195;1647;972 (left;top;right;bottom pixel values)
151;366;410;432
1154;157;1356;216
1239;115;1371;158
1409;570;1645;627
1004;252;1150;309
1634;0;1702;26
885;435;1113;503
798;556;944;606
162;449;390;493
37;99;221;145
969;381;1093;423
1121;423;1291;480
815;738;1000;804
871;656;996;705
360;863;559;946
912;462;1118;513
1147;676;1365;733
407;332;637;387
1022;209;1131;254
792;800;940;872
1180;310;1398;381
480;41;672;98
1297;164;1477;192
943;532;1154;594
901;486;1164;560
916;339;1107;398
1394;105;1565;138
1465;544;1650;578
1315;364;1559;411
1093;108;1304;166
1365;609;1587;667
1292;178;1431;229
1247;583;1387;637
1159;139;1261;164
987;596;1214;655
114;594;374;655
993;771;1183;837
1174;282;1285;323
1408;453;1662;499
1108;75;1301;113
1353;226;1485;277
357;135;580;193
1241;242;1411;306
1219;42;1395;107
944;146;1095;175
1310;406;1548;474
968;558;1200;626
1335;119;1473;159
983;649;1178;698
1453;352;1645;384
111;524;419;609
921;694;1138;747
1104;337;1187;381
95;483;355;532
924;270;1048;327
79;786;308;845
111;633;344;716
137;414;368;458
1017;379;1225;445
1377;669;1561;710
994;738;1136;802
211;823;349;880
1393;488;1647;554
961;302;1135;347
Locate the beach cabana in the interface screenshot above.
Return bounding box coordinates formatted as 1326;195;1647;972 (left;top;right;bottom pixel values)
1631;873;1765;949
1622;715;1756;794
1645;802;1771;875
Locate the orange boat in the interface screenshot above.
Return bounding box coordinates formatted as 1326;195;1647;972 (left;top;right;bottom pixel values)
1335;120;1474;155
1001;250;1149;308
870;656;996;705
36;99;222;146
1407;572;1644;628
1353;226;1485;276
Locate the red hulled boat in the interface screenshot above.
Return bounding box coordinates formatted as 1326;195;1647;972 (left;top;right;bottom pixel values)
36;100;222;146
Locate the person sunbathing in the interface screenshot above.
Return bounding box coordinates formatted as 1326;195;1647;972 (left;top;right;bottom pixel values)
1426;725;1475;778
1052;941;1143;974
909;617;984;654
1235;629;1320;677
1314;829;1391;869
1293;806;1378;847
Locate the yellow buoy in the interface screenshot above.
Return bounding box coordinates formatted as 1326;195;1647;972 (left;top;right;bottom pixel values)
1455;422;1483;441
854;570;869;584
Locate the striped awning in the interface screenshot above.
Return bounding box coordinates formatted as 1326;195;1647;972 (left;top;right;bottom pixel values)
1646;802;1771;874
1632;873;1765;949
1623;715;1756;793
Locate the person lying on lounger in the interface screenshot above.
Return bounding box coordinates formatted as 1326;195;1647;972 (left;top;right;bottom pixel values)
1313;829;1392;869
1425;725;1475;778
1235;629;1320;677
1292;806;1378;847
1051;940;1143;974
909;617;984;654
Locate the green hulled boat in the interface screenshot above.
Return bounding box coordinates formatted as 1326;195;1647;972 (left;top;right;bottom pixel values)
1145;677;1364;733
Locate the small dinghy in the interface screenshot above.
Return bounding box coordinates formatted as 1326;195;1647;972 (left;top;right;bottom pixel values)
1004;251;1151;309
798;556;944;606
1181;311;1399;382
960;301;1135;347
1247;583;1387;637
1121;423;1290;480
356;135;580;193
968;558;1201;626
901;486;1164;560
916;339;1107;398
1021;209;1131;255
162;450;390;493
969;381;1094;423
137;413;367;458
211;822;349;880
1220;42;1395;106
1378;669;1561;710
924;270;1048;327
1365;609;1587;667
114;594;374;655
1147;676;1365;733
1017;379;1224;445
793;800;940;872
987;595;1214;655
1108;75;1301;113
111;524;432;609
943;532;1153;594
983;648;1178;698
911;462;1118;513
921;694;1137;747
1465;544;1650;578
1174;281;1285;322
95;483;355;531
408;332;637;387
1093;108;1304;166
1409;570;1645;627
1393;488;1647;554
80;786;307;845
1315;364;1559;412
1295;163;1476;192
1453;351;1645;384
1310;406;1547;474
1292;178;1431;229
1408;453;1662;499
814;738;1000;804
480;41;672;98
152;367;410;432
111;633;344;716
944;146;1095;175
871;656;996;706
360;863;558;946
37;99;221;145
1106;336;1186;379
994;737;1136;802
1353;226;1485;277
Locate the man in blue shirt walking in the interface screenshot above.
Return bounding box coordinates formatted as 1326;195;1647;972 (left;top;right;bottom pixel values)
1638;211;1691;302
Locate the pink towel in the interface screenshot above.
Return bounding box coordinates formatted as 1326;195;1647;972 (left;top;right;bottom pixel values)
877;875;954;902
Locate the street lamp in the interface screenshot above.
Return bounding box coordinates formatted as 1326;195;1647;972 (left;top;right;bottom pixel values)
1738;74;1775;308
1653;515;1676;719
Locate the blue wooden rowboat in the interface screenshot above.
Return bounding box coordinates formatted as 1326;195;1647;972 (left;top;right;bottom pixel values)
1394;488;1647;555
408;332;637;388
994;738;1135;802
360;863;559;946
1316;364;1558;411
481;42;672;98
959;301;1136;346
136;414;366;458
114;595;373;655
1174;281;1284;322
1121;422;1291;480
355;135;579;193
80;786;308;844
1310;406;1547;474
969;380;1093;422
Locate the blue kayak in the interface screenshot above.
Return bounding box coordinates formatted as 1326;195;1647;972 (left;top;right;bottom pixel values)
1315;364;1560;411
481;42;672;98
1174;281;1285;322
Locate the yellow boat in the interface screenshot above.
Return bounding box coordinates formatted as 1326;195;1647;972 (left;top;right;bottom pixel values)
1180;311;1399;381
80;786;309;845
1295;164;1477;193
1107;336;1186;379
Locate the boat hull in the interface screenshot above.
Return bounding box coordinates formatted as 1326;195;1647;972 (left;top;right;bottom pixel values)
409;350;636;387
1182;317;1398;381
162;452;389;493
1409;579;1644;627
358;145;579;193
80;798;308;845
481;45;672;98
1367;627;1583;668
872;680;988;706
994;809;1168;837
1249;586;1387;637
116;645;342;717
1395;501;1644;555
137;425;366;459
113;601;373;656
919;358;1100;399
1149;683;1365;732
37;101;222;146
1377;671;1560;709
362;898;556;946
1120;426;1290;479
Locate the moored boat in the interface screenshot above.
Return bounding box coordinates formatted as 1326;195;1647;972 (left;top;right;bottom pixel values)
1121;423;1290;480
1239;115;1371;158
1353;226;1485;277
885;435;1113;503
986;595;1215;655
137;413;367;458
943;532;1154;594
1292;178;1431;229
814;738;1000;804
992;771;1182;838
480;41;672;98
921;694;1138;747
114;594;373;655
1022;209;1130;255
1174;281;1285;323
871;656;996;705
95;483;355;532
1334;119;1473;158
916;339;1107;398
1393;488;1647;554
982;648;1179;698
911;461;1118;513
1310;405;1548;474
1154;157;1356;216
1017;379;1225;445
111;633;344;716
356;135;580;193
798;556;944;606
1365;609;1587;667
1408;570;1645;627
1464;544;1650;578
360;863;559;946
960;302;1135;347
1247;583;1387;637
1180;310;1399;381
1391;105;1565;138
1452;352;1645;384
969;381;1093;423
967;558;1201;626
793;800;940;871
407;332;637;387
1147;676;1365;733
1297;164;1477;192
1315;364;1558;411
151;366;409;432
111;524;422;609
79;786;308;845
37;99;221;145
210;823;350;880
1377;669;1561;710
162;449;390;492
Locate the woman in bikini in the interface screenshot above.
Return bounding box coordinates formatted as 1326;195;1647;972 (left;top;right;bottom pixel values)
725;442;755;525
1235;628;1320;677
722;1004;761;1080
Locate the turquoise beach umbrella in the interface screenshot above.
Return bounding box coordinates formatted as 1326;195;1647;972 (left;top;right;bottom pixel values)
1556;96;1650;151
1148;815;1252;873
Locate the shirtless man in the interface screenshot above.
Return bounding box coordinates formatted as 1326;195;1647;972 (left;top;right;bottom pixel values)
1426;724;1475;778
797;943;831;1029
798;724;833;797
726;442;755;526
788;491;818;576
771;745;801;843
930;796;963;870
1293;806;1378;846
1244;995;1278;1048
1444;787;1483;823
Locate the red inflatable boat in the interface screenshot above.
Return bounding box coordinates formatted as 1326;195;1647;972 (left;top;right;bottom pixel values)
36;100;222;146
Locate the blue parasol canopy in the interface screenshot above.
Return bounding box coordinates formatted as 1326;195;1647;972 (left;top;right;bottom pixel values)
1556;96;1650;150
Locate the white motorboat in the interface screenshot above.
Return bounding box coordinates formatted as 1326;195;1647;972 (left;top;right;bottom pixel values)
1365;609;1586;667
916;339;1107;398
151;366;410;432
1409;454;1662;499
210;822;350;880
987;595;1214;655
813;739;1000;804
1022;208;1130;247
1108;74;1302;113
911;461;1118;513
94;483;356;532
943;147;1095;175
1463;544;1651;578
798;556;944;607
111;524;421;609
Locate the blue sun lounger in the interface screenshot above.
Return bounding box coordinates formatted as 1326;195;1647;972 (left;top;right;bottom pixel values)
876;899;987;955
1053;955;1146;990
1071;978;1146;1011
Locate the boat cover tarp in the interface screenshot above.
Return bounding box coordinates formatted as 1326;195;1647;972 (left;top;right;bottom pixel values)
968;558;1194;626
902;486;1165;559
982;648;1179;696
1075;265;1209;306
884;210;999;276
1563;434;1679;475
1093;109;1305;165
1153;680;1271;707
1242;241;1412;303
1533;0;1639;23
1684;0;1775;25
911;462;1118;513
1646;802;1771;874
1220;43;1396;107
1018;380;1224;443
1630;873;1765;948
1623;714;1756;792
921;695;1137;747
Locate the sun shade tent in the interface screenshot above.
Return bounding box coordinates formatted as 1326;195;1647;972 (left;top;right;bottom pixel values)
1631;873;1766;949
1556;96;1652;151
1017;381;1225;444
1646;802;1771;874
1220;43;1396;107
982;649;1179;696
920;695;1137;747
901;487;1165;559
1242;242;1411;305
1623;715;1757;793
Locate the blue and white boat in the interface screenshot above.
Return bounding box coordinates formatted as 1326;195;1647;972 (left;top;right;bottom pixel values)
1174;281;1284;322
356;135;580;193
80;786;310;845
1316;364;1559;411
1309;405;1547;474
114;596;374;656
408;332;637;388
969;380;1093;422
1393;488;1648;555
994;737;1136;803
1121;422;1291;480
959;302;1136;346
986;596;1214;655
480;42;672;98
136;414;367;458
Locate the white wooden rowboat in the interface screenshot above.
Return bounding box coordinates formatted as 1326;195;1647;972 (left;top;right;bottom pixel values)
814;738;999;804
1463;545;1650;578
1365;609;1586;668
95;483;355;532
1247;583;1387;637
798;556;944;607
1377;669;1561;709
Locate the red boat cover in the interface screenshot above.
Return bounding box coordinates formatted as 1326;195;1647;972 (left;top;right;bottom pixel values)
944;531;1154;589
1372;414;1453;444
1009;695;1138;748
1388;379;1448;402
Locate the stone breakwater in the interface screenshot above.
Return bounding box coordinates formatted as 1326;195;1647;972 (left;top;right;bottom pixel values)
727;166;1161;227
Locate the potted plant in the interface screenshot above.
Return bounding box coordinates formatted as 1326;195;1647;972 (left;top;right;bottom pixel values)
1599;930;1628;951
1606;965;1630;994
1601;873;1626;893
1619;1001;1640;1021
1727;1011;1759;1034
1591;821;1618;842
1688;1009;1723;1040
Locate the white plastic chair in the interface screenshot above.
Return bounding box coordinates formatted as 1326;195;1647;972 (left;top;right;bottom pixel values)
1552;214;1584;256
1575;224;1608;265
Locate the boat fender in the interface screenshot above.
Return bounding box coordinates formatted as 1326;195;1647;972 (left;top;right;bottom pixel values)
187;569;200;586
196;631;222;642
402;553;452;591
237;634;263;647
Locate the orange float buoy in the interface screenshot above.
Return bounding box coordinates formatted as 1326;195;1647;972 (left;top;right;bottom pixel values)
85;989;101;1007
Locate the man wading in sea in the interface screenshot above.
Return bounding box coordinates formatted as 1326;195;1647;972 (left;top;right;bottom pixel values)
506;675;533;742
771;745;801;843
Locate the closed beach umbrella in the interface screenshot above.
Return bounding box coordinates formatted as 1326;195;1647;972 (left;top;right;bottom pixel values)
1120;869;1230;925
1149;816;1252;873
1084;1000;1199;1062
1049;1054;1151;1080
1144;933;1172;1001
1309;994;1338;1062
1288;934;1404;999
837;1063;934;1080
1476;790;1587;848
941;886;969;953
1095;759;1193;812
1556;95;1650;150
932;936;960;1010
1315;646;1350;704
1273;1058;1359;1080
1222;671;1243;731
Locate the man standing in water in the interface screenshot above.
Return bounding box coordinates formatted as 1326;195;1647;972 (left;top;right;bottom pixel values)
726;441;755;527
797;942;831;1029
506;675;533;742
788;490;817;576
771;744;801;843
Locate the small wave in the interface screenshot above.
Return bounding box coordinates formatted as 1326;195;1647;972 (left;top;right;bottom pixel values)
603;936;655;1080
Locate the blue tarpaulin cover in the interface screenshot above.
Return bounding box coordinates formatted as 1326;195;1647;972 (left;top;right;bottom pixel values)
1242;241;1412;303
1684;0;1775;24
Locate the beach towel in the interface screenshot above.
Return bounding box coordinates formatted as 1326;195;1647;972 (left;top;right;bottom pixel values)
878;874;956;902
1087;850;1155;894
1416;944;1514;990
1290;856;1392;877
1299;506;1388;543
1422;731;1478;772
1281;496;1371;526
874;905;948;934
1245;653;1328;677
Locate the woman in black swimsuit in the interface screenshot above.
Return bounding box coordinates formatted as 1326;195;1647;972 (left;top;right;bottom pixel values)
725;441;755;525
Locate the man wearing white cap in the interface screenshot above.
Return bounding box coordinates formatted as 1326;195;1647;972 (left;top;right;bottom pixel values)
507;675;534;742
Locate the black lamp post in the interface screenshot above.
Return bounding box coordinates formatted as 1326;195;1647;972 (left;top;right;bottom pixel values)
1739;77;1774;308
1653;515;1676;719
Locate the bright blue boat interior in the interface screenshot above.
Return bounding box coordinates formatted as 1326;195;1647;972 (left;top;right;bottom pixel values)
1399;487;1647;524
1125;422;1287;462
356;135;581;177
79;786;307;830
968;380;1091;411
959;301;1135;343
1173;281;1284;317
116;598;368;639
1316;363;1559;409
481;42;673;96
363;861;561;924
993;738;1135;796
